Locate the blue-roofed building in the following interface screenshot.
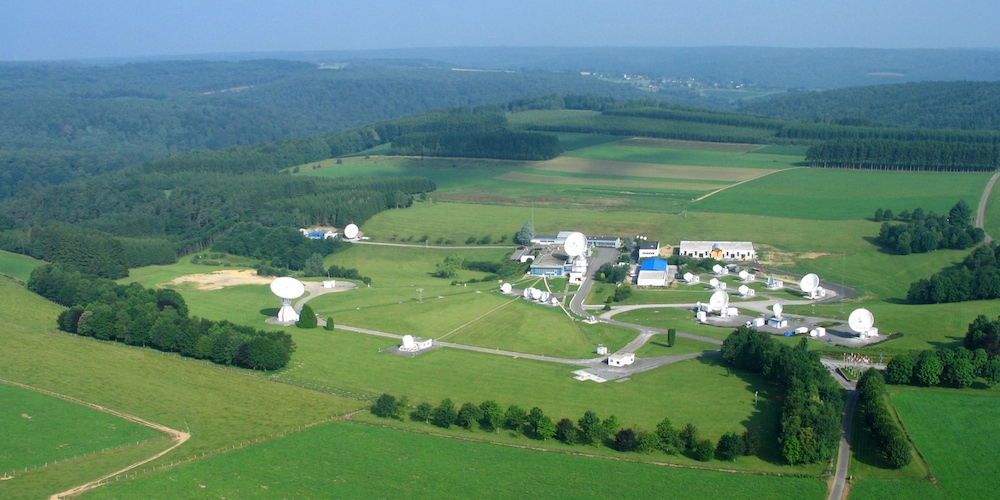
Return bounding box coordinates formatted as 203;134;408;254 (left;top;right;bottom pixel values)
636;258;672;287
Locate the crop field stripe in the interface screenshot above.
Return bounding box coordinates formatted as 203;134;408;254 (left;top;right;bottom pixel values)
497;172;719;191
618;137;760;153
692;167;803;202
514;167;733;185
530;156;770;181
436;295;522;341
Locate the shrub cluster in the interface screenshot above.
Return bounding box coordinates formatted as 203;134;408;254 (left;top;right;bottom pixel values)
886;347;989;388
722;327;844;465
877;201;981;257
370;394;758;463
856;370;912;468
908;243;1000;304
31;265;294;370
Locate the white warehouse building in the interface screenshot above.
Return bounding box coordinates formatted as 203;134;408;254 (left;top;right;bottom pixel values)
679;241;757;261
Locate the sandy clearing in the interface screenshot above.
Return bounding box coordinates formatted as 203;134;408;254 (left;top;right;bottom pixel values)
166;269;272;291
528;156;773;182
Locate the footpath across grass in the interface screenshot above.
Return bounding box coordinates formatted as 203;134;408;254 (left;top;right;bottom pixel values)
87;421;828;499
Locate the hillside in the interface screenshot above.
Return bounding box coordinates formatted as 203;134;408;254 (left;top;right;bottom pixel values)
740;81;1000;130
0;58;646;199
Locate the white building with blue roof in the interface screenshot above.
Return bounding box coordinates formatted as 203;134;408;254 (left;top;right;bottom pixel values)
636;258;671;287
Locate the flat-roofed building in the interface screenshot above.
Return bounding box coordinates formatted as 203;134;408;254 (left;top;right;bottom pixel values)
679;241;756;261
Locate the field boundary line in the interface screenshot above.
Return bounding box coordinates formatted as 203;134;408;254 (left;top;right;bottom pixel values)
0;378;189;500
691;166;802;203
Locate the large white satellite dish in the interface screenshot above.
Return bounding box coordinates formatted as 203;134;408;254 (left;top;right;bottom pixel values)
683;272;694;282
270;277;305;323
530;288;543;300
270;277;305;300
709;290;730;311
709;277;720;288
343;223;359;239
712;264;723;274
773;303;784;319
848;308;875;333
800;274;820;295
540;291;551;302
738;284;749;296
500;283;513;294
523;288;532;299
739;270;749;280
564;232;587;257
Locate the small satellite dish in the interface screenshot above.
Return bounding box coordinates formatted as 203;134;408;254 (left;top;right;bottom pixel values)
550;297;559;305
343;223;359;239
848;308;875;333
773;303;784;319
709;277;720;288
712;264;723;274
270;277;305;300
683;272;694;282
738;284;749;295
739;270;749;280
402;335;415;349
709;290;730;311
800;273;820;294
500;283;512;294
564;232;587;257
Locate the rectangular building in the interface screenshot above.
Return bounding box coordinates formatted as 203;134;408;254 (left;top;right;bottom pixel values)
679;241;756;261
638;241;660;258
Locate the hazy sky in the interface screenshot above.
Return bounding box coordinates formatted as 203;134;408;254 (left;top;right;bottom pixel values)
2;0;998;61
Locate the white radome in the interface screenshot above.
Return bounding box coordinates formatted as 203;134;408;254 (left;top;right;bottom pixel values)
402;335;415;349
712;264;723;273
500;283;513;294
738;284;749;295
709;277;720;288
739;270;749;280
683;272;694;282
773;303;784;319
848;308;876;333
270;277;306;300
564;232;587;257
343;223;359;239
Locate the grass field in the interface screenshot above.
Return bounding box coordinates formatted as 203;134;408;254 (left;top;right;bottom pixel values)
691;168;990;220
529;155;769;182
634;335;720;357
0;383;163;472
566;139;801;169
88;421;828;499
0;250;44;282
613;308;736;342
891;388;1000;499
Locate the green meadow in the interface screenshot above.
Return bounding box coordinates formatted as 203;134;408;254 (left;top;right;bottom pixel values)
0;383;163;472
0;250;44;282
88;421;828;500
566;139;801;169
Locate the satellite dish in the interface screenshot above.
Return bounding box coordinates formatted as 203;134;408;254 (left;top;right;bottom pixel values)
402;335;415;349
799;273;820;294
738;285;749;295
550;297;559;305
564;232;587;257
683;272;694;282
500;283;512;294
709;290;730;311
523;288;532;299
270;277;305;300
709;277;720;288
848;308;875;333
773;303;784;319
343;223;359;239
530;288;543;300
540;291;551;302
712;264;723;274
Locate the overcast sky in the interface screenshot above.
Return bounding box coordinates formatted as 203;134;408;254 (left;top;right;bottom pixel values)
2;0;998;61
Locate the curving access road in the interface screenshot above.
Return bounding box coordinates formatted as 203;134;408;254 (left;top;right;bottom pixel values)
975;170;1000;243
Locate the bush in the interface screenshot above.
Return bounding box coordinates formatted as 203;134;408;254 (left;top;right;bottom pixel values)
296;304;318;328
412;402;433;423
556;418;580;445
432;399;458;428
694;439;715;461
324;317;334;330
885;353;915;384
716;432;746;461
372;393;398;418
613;428;639;452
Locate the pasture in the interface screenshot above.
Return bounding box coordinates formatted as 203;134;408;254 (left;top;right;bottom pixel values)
891;388;1000;500
0;250;44;282
87;421;828;499
0;383;163;471
565;138;801;169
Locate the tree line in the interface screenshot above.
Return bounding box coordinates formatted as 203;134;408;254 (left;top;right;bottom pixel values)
370;393;758;461
806;139;1000;171
28;264;295;370
907;242;1000;304
885;346;997;389
875;201;981;256
721;327;844;465
856;370;912;468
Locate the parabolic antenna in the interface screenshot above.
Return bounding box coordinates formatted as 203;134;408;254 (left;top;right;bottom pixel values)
848;308;875;333
530;288;543;300
773;303;784;319
523;288;532;299
270;277;305;300
738;285;749;295
712;264;723;274
683;272;694;282
402;335;415;349
564;232;587;257
709;290;730;311
709;277;720;288
799;273;820;294
500;283;512;294
739;270;749;280
540;291;551;302
343;223;359;239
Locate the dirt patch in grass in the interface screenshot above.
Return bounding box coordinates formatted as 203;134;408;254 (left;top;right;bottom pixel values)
758;246;831;267
527;156;771;182
165;270;272;290
498;171;719;191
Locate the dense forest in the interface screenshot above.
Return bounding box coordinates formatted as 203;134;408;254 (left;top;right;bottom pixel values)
908;243;1000;304
742;81;1000;130
0;59;648;199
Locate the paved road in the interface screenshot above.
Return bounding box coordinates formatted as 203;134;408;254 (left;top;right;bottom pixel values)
569;247;619;318
976;170;1000;243
821;359;861;500
353;240;517;250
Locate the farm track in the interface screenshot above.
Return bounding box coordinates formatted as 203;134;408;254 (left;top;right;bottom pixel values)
0;379;189;500
975;169;1000;243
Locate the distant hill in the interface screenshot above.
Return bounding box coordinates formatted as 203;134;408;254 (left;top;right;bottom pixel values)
740;81;1000;130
